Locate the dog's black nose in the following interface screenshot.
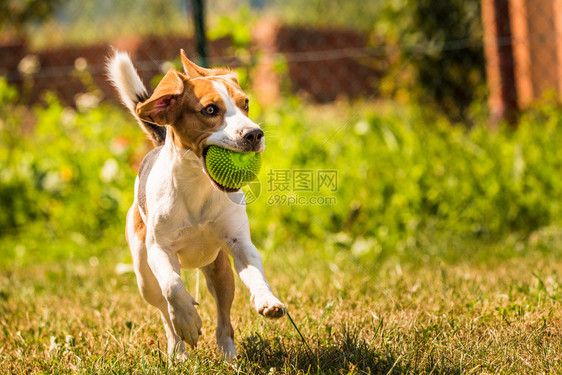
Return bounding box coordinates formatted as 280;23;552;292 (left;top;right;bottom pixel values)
242;128;264;147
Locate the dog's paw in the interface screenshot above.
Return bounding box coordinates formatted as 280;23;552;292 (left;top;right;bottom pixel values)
168;296;202;348
167;342;189;362
217;336;237;360
252;293;286;319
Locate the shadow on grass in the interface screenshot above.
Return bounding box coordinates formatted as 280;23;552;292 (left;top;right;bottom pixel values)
238;329;397;374
237;328;461;374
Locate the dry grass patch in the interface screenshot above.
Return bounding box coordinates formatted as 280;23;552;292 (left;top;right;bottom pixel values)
1;250;562;374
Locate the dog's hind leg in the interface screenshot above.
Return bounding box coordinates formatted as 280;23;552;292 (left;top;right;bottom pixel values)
126;204;188;360
201;249;237;358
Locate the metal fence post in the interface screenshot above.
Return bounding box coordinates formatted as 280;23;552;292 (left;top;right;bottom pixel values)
189;0;208;67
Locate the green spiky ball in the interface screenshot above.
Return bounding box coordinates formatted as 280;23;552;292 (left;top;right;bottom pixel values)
205;146;262;189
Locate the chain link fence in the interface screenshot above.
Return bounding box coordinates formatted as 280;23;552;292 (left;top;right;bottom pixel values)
1;0;561;123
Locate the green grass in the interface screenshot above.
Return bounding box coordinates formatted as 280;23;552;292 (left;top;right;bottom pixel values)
2;243;562;373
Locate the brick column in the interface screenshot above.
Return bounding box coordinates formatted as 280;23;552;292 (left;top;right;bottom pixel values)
552;0;562;96
252;18;281;105
511;0;559;107
482;0;518;125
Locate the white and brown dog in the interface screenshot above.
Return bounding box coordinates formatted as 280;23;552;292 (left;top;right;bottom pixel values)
106;50;285;359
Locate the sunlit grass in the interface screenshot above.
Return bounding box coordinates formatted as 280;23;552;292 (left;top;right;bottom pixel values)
1;242;562;373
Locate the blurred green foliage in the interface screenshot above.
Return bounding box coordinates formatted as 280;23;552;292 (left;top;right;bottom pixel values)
25;0;191;48
378;0;485;123
251;97;562;266
271;0;384;31
0;0;62;34
1;78;562;269
0;79;144;266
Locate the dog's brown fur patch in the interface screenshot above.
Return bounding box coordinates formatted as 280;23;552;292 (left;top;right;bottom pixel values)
133;203;147;243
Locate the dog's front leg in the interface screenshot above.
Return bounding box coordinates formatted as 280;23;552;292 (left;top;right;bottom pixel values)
147;245;202;347
227;241;286;318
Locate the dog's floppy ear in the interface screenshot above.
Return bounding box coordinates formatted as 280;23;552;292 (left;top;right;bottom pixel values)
137;68;186;126
180;49;214;78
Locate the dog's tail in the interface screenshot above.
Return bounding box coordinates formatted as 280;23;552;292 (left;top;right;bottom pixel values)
106;50;166;147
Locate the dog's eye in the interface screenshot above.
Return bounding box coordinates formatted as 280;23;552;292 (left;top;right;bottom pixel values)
202;104;219;117
243;99;249;112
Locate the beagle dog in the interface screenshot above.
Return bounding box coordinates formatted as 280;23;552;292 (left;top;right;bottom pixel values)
106;50;285;359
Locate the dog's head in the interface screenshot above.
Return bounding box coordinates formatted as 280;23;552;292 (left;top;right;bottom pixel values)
136;50;264;191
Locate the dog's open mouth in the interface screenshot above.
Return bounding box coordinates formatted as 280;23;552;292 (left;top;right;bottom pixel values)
202;146;240;193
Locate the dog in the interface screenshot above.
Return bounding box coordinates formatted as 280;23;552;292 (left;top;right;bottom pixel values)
106;49;285;359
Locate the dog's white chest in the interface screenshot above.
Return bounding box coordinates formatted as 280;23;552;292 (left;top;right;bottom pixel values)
173;222;223;269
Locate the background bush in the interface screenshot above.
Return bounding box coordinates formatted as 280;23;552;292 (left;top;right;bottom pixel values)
377;0;485;123
1;78;562;269
0;79;144;265
253;97;562;266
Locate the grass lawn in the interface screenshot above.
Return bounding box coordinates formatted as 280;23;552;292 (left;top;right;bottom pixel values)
1;237;562;374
